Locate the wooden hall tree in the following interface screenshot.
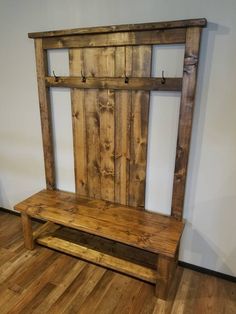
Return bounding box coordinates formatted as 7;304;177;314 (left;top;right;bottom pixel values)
15;18;207;300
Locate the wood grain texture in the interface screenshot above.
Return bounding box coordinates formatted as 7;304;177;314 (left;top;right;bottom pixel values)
98;48;115;201
42;28;186;49
28;18;207;38
0;211;235;314
156;255;177;299
32;221;60;240
114;46;132;205
69;48;88;196
21;213;34;250
34;39;55;190
129;45;152;207
41;226;157;269
171;27;202;219
69;45;151;206
45;76;182;91
14;189;184;257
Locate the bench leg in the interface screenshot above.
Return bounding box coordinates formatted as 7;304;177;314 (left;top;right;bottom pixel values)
155;255;176;300
21;213;35;250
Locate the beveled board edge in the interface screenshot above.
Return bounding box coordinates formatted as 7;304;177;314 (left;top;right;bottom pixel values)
28;18;207;38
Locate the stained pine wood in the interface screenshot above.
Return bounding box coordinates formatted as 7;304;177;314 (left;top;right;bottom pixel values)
98;49;115;202
32;221;60;240
44;227;157;269
114;46;132;205
42;29;186;49
21;213;34;250
156;255;177;299
69;46;151;206
171;27;202;219
28;18;207;38
69;49;88;196
14;189;184;258
34;39;55;190
129;45;152;207
37;234;157;283
45;76;182;91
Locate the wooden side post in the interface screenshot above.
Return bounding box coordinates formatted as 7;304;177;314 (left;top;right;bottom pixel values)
21;213;34;250
34;38;55;190
171;27;202;219
156;255;176;300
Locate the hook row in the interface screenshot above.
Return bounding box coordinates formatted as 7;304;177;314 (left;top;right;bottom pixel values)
52;69;166;85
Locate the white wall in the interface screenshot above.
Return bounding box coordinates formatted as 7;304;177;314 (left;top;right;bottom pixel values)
0;0;236;276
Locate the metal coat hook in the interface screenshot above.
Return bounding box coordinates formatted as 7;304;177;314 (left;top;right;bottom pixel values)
53;70;59;82
161;70;166;84
81;70;86;83
124;71;129;84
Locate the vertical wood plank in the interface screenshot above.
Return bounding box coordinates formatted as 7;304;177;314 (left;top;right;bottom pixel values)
85;88;101;199
69;49;88;196
156;255;176;300
84;47;114;201
21;213;34;250
34;39;55;190
99;48;115;201
115;47;132;205
171;27;202;219
129;46;152;208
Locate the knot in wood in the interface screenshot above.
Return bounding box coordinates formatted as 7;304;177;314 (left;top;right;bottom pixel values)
73;111;80;119
104;140;111;150
100;168;114;177
99;101;114;112
185;54;198;66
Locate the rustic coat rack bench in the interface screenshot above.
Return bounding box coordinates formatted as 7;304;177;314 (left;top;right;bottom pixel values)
15;18;207;300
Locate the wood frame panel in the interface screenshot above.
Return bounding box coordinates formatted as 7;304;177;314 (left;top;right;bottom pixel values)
171;27;202;219
42;29;186;49
34;39;56;190
28;18;206;38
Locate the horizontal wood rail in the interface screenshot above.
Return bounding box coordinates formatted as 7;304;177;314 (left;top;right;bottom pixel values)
37;234;157;283
45;76;182;91
32;221;60;239
28;18;207;38
42;29;186;49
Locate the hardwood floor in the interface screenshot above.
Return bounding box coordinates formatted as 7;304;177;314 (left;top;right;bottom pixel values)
0;211;235;313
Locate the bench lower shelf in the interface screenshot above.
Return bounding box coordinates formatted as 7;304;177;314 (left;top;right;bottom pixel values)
37;232;157;283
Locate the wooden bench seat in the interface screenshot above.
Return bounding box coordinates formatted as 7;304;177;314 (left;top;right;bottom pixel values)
15;189;184;298
15;189;184;258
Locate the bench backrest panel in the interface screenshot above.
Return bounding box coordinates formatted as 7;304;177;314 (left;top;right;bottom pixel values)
69;46;151;207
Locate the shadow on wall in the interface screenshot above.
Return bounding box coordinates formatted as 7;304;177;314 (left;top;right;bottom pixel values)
181;221;235;276
184;21;231;223
0;179;11;210
181;22;235;276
